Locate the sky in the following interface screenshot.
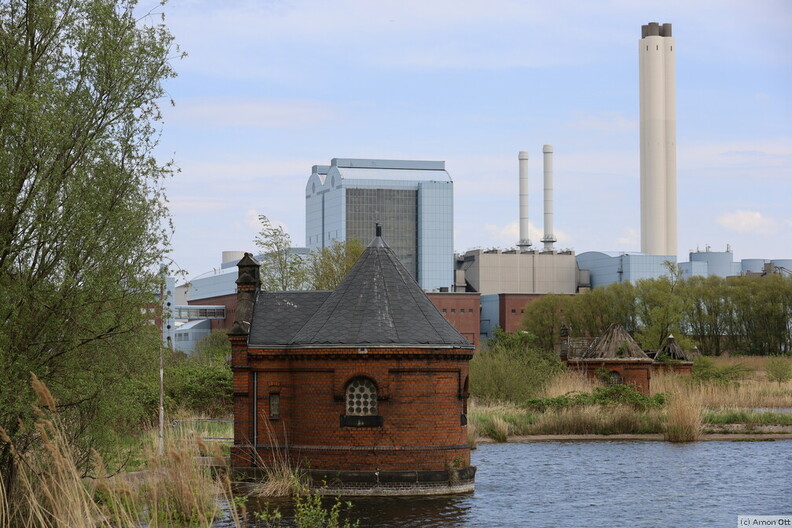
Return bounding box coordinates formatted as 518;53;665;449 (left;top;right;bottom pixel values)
146;0;792;281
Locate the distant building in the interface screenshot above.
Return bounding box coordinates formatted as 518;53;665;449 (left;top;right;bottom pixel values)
679;248;792;279
305;158;454;291
457;249;583;295
576;251;676;288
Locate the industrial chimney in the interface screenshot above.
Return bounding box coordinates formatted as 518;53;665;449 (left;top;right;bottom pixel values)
517;151;531;250
639;22;676;256
542;145;556;252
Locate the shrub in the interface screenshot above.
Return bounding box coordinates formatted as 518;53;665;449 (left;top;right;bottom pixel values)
523;385;666;412
691;356;750;384
766;357;792;385
470;329;565;403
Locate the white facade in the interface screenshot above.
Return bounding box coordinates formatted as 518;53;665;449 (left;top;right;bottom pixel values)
639;22;677;257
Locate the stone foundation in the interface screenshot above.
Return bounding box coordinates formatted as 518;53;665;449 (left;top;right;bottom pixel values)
233;467;476;497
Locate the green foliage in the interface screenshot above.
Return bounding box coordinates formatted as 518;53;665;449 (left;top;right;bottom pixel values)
470;328;565;403
193;330;232;363
167;360;232;416
522;266;792;357
765;357;792;385
691;356;751;385
255;214;308;291
307;239;365;290
252;489;359;528
523;385;667;412
704;409;792;426
0;0;179;486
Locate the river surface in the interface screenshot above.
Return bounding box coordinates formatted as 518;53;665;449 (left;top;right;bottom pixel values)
226;440;791;528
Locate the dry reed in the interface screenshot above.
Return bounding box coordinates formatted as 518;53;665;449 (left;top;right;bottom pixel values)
542;371;602;398
652;371;792;408
0;376;245;528
664;393;703;442
250;413;308;498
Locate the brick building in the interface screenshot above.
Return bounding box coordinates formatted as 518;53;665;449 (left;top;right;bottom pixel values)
565;323;653;394
229;229;476;494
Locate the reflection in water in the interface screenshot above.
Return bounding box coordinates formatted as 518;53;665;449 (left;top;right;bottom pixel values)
222;441;791;528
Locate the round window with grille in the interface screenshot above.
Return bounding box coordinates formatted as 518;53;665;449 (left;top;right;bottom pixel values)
345;377;377;416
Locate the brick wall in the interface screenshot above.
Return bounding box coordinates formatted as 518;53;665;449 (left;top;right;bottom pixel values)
188;293;237;330
427;292;480;348
566;359;653;394
232;349;473;471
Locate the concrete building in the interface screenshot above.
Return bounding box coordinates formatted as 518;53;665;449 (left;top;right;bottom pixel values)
229;231;476;494
305;158;454;291
639;22;677;256
459;249;581;295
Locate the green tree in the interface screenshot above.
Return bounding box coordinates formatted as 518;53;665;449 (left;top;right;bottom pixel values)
0;0;178;490
633;262;692;350
254;214;307;290
307;238;365;290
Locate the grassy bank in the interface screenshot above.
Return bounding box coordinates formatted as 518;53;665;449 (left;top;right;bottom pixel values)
469;358;792;443
0;378;354;528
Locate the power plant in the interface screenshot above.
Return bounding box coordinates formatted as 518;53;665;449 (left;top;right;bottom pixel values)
639;22;677;256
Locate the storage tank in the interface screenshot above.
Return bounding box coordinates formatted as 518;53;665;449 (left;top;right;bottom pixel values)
741;259;767;274
689;251;734;278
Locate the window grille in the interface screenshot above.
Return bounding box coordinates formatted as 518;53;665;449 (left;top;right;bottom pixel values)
345;377;377;416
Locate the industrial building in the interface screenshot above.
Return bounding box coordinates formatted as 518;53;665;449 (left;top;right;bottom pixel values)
679;248;792;278
576;252;676;288
305;158;454;292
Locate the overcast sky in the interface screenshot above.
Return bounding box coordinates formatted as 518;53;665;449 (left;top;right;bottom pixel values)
149;0;792;280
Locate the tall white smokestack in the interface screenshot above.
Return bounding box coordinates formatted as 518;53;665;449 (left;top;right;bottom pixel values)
639;22;676;256
517;151;531;249
542;145;556;251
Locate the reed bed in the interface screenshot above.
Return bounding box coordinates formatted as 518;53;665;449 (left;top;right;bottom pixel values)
664;392;703;442
541;371;603;398
527;406;663;436
651;371;792;408
0;376;245;528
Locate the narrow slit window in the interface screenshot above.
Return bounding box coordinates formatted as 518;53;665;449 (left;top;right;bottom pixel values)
269;393;280;420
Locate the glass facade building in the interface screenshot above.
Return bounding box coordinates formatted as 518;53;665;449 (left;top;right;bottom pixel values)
306;158;454;291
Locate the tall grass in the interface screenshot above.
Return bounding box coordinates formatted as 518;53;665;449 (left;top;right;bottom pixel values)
664;393;703;442
542;371;602;398
528;406;663;435
0;376;244;528
652;370;792;408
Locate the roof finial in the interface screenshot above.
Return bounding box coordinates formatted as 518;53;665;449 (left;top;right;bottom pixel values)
376;223;382;237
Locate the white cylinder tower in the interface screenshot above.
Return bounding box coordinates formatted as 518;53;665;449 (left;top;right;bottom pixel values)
518;151;531;249
542;145;556;252
639;22;676;256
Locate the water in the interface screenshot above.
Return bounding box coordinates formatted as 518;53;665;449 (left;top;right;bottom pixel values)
225;441;791;528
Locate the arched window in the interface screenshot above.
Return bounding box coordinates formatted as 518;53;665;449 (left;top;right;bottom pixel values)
607;370;623;386
345;377;377;416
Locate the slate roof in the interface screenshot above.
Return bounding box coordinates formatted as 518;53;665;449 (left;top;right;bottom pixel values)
248;291;331;346
248;235;473;349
